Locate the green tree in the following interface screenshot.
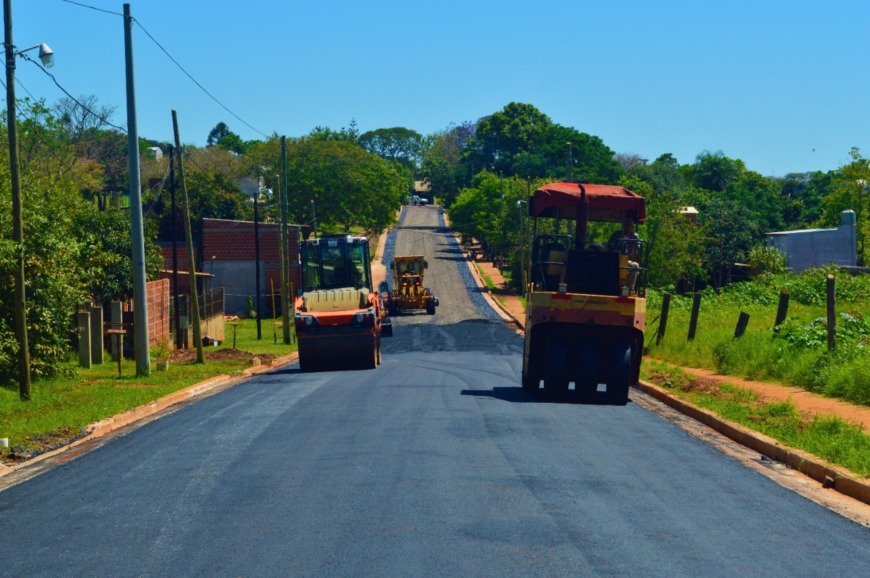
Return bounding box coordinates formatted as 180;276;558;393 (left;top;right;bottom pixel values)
722;170;785;233
308;119;360;143
358;127;424;170
207;121;248;154
0;99;98;380
700;198;761;290
691;150;744;192
420;121;476;207
465;102;553;176
820;147;870;265
777;171;833;227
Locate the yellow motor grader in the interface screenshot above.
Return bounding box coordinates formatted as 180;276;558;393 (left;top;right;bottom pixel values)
387;256;438;316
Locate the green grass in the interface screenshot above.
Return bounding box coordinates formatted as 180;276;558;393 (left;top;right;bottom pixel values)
645;292;870;406
1;318;296;458
643;361;870;478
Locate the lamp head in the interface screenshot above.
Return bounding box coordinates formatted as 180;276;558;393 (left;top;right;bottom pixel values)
38;44;54;68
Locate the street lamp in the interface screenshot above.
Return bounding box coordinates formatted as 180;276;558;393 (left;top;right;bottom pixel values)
4;0;54;400
15;42;53;68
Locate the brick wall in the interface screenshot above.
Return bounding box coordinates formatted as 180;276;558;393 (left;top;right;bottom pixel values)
146;279;171;346
200;218;302;314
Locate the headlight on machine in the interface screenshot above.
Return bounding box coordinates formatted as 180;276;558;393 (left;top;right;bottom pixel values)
352;310;375;326
295;314;318;327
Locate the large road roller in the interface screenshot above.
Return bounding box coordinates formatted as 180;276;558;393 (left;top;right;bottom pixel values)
522;182;646;404
294;234;390;371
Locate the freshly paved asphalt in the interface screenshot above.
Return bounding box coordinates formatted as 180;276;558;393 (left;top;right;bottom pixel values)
0;205;867;577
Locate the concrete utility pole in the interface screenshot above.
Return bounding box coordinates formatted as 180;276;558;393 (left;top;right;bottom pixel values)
172;110;204;362
124;3;150;376
169;145;182;349
4;0;31;399
280;136;291;344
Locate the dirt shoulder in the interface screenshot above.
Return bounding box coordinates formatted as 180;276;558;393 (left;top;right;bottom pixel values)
664;364;870;431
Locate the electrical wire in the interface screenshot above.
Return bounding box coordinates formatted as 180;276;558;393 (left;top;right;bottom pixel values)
20;53;128;133
61;0;124;16
62;0;270;139
132;18;269;139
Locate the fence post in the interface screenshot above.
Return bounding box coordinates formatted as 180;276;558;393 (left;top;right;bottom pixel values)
78;310;92;369
687;292;702;341
826;274;836;351
110;301;123;361
734;312;750;339
774;288;790;327
89;305;104;364
656;292;671;345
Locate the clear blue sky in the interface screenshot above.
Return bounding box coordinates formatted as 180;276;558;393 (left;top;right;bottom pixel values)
10;0;870;176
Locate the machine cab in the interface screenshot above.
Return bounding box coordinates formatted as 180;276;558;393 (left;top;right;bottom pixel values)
300;235;372;292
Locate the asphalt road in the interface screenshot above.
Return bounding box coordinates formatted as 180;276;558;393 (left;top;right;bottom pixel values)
0;205;867;577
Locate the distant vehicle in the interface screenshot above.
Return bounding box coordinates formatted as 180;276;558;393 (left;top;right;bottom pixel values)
386;255;438;316
410;195;420;205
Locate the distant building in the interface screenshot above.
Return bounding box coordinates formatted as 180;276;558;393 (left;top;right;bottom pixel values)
766;210;857;272
679;206;699;224
147;146;163;160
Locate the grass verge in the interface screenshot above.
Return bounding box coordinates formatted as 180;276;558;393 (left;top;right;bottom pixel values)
0;318;296;463
642;360;870;479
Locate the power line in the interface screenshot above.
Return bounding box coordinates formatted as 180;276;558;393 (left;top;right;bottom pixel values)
61;0;123;16
62;0;270;140
20;53;128;133
132;18;269;139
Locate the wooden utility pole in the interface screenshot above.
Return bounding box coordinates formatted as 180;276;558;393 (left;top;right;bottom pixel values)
172;110;203;362
4;0;31;399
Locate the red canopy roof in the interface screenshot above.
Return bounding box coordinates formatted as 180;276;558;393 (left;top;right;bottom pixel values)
529;182;646;223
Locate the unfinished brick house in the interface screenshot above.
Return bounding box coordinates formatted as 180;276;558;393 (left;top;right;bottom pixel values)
159;218;303;317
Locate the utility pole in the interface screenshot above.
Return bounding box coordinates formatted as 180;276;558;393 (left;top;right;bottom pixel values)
280;136;291;344
169;145;182;349
124;3;150;376
4;0;31;399
254;181;262;340
172;110;203;362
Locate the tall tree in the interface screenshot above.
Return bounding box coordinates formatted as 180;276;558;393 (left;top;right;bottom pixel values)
358;127;424;170
691;150;744;192
820;147;870;265
420;121;476;207
207;121;248;154
465;102;552;176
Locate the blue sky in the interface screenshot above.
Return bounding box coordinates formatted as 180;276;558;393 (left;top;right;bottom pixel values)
10;0;869;176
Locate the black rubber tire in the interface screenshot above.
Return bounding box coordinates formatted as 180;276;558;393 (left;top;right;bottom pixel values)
521;371;539;394
361;340;378;370
426;299;436;315
608;341;632;405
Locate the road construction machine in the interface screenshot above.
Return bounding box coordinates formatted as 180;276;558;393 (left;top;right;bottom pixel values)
387;255;438;316
521;182;646;404
294;234;391;371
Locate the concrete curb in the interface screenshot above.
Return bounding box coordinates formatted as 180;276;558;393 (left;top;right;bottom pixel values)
454;233;523;329
635;380;870;506
0;352;298;480
445;216;870;507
